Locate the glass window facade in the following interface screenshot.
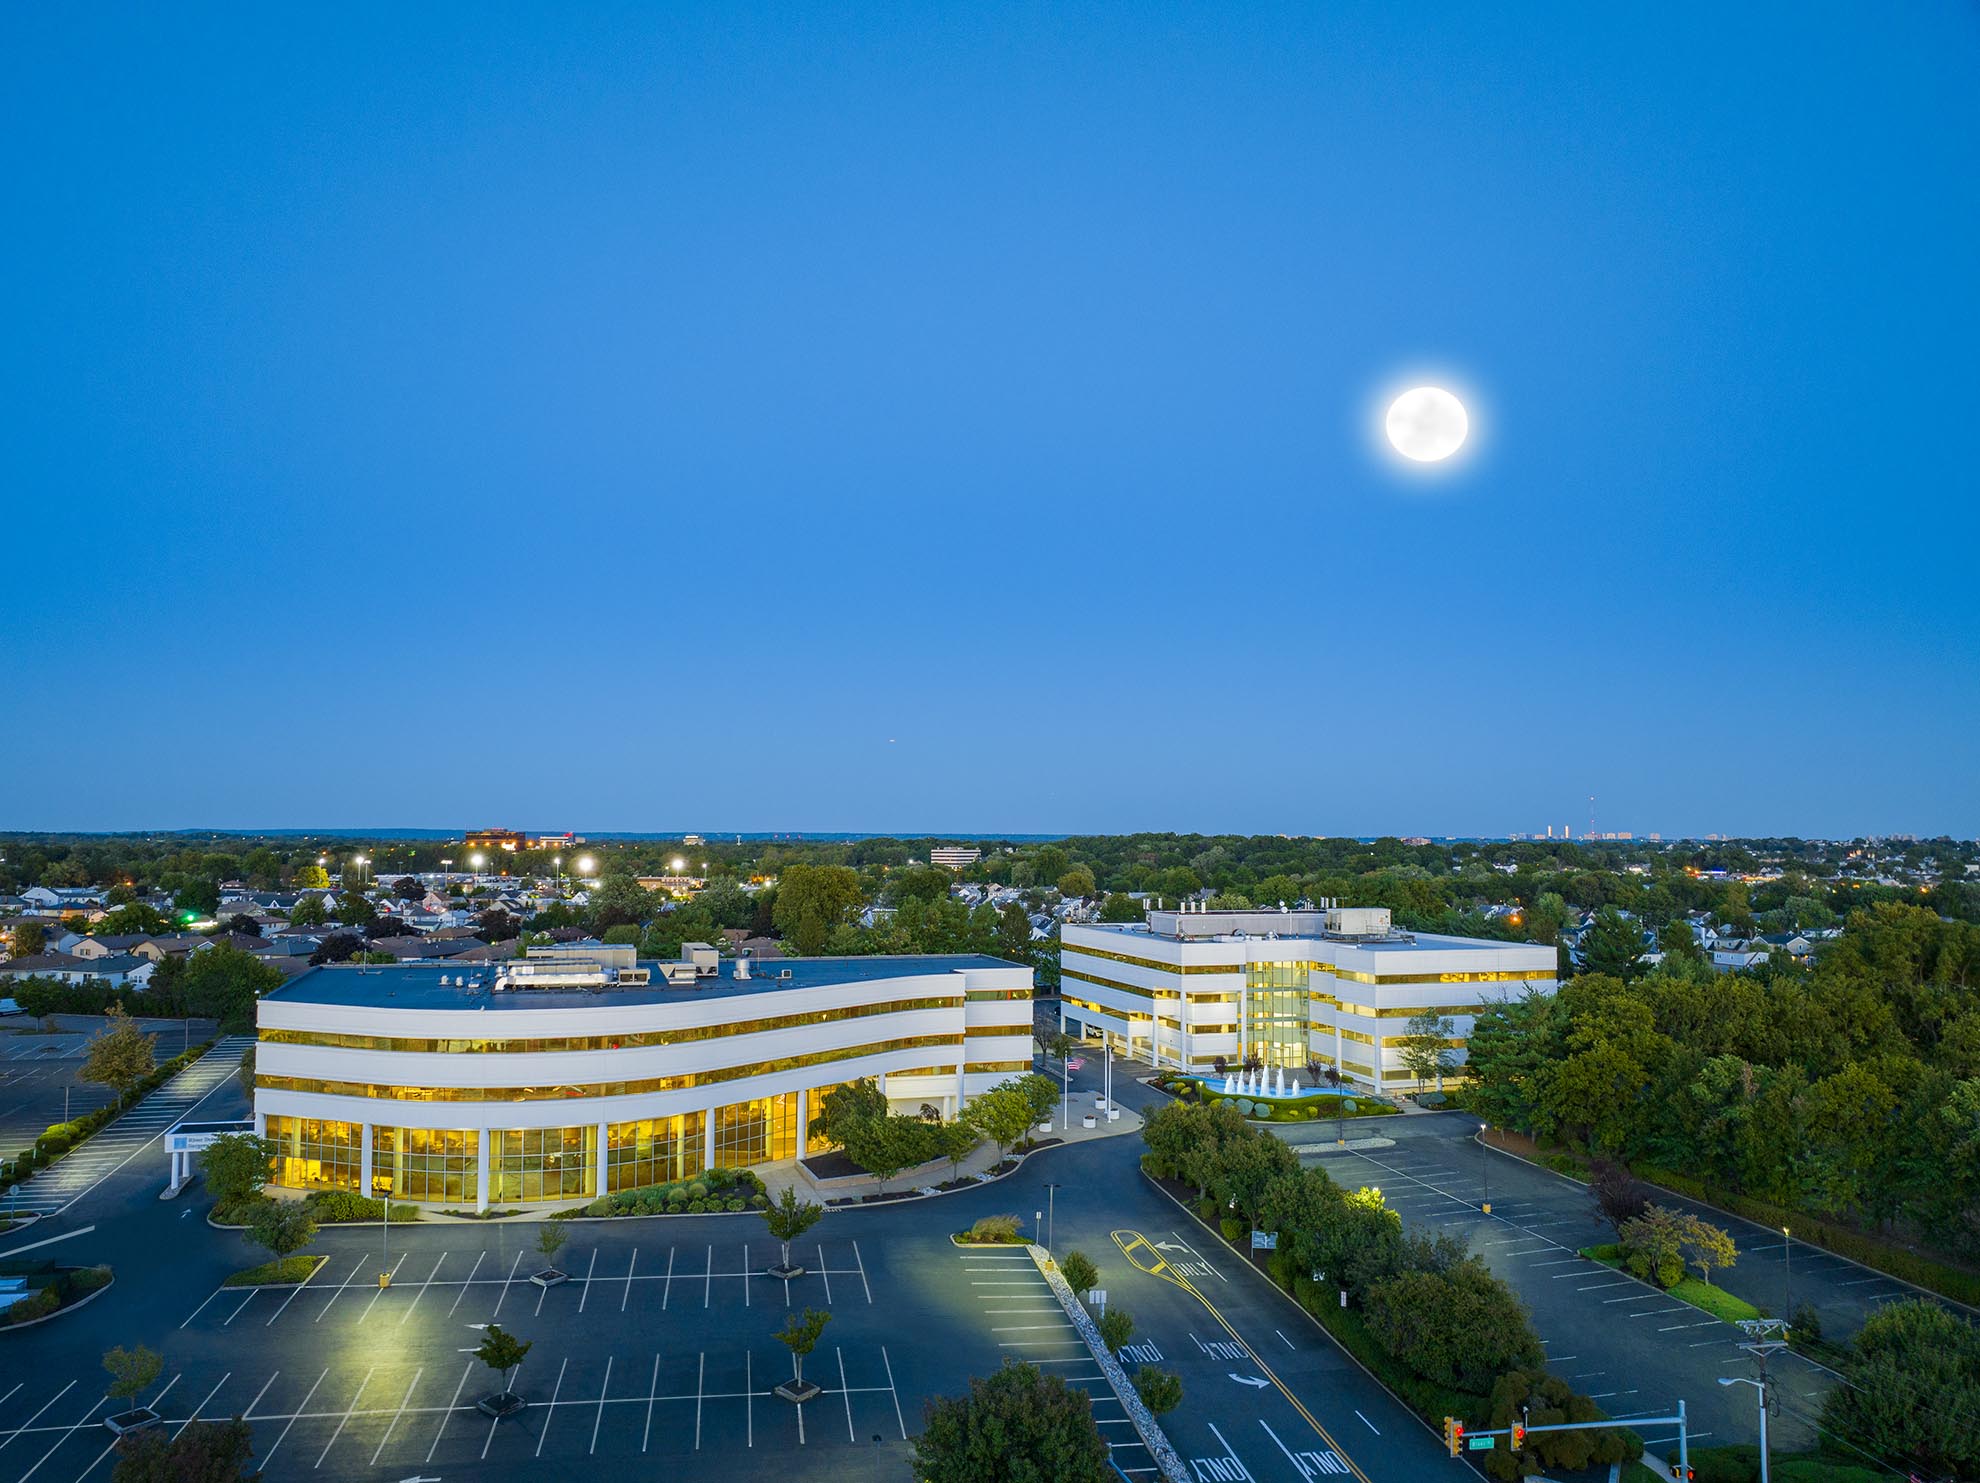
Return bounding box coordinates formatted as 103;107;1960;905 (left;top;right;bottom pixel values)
266;1115;362;1193
254;1032;964;1104
372;1126;478;1203
606;1112;705;1191
712;1093;798;1168
258;996;963;1054
490;1125;595;1203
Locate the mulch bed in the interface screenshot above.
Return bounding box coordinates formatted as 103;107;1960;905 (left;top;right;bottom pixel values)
798;1151;863;1180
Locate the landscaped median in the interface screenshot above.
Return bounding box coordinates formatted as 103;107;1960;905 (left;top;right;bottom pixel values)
0;1262;114;1330
223;1254;328;1287
1580;1243;1764;1324
1029;1243;1189;1483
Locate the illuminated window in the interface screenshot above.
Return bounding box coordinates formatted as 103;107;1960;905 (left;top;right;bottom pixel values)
265;1115;362;1193
712;1093;797;1168
372;1126;478;1203
606;1112;705;1191
490;1125;594;1202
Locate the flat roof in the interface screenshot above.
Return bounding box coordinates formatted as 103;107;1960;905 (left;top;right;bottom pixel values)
1070;921;1542;955
261;954;1024;1012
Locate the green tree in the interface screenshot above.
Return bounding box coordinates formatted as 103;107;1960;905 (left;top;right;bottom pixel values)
1097;893;1143;923
291;863;331;890
1822;1298;1980;1479
1363;1260;1545;1394
1581;907;1648;982
199;1133;274;1205
814;1078;887;1147
248;1200;317;1260
770;864;865;953
475;1324;532;1401
1059;1250;1099;1296
1132;1365;1182;1416
1395;1010;1457;1091
1480;1370;1633;1481
10;921;47;957
961;1085;1038;1160
1056;867;1095;899
995;902;1033;962
536;1220;570;1267
1618;1205;1686;1288
774;1307;831;1395
761;1186;824;1274
1678;1211;1737;1285
1096;1306;1133;1354
931;1120;978;1183
110;1418;260;1483
842;1114;936;1191
912;1361;1111;1483
178;943;284;1033
104;1344;164;1402
587;873;655;931
80;1004;155;1097
97;903;172;937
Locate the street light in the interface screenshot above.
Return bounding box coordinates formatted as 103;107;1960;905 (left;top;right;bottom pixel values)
1717;1377;1770;1483
1782;1226;1792;1320
1043;1182;1061;1252
577;856;595;877
1480;1124;1492;1214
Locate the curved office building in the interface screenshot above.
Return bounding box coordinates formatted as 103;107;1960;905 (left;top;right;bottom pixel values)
252;943;1033;1211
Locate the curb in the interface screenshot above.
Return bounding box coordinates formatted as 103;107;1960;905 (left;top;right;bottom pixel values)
1027;1243;1189;1483
0;1272;115;1333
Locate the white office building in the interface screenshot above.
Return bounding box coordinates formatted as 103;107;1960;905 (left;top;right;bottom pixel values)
252;943;1033;1211
1059;906;1555;1091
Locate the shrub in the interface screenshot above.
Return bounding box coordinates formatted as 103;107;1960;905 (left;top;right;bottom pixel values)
726;1198;745;1212
1220;1215;1245;1243
687;1181;710;1200
0;1287;59;1324
667;1201;685;1215
965;1214;1022;1244
303;1191;419;1223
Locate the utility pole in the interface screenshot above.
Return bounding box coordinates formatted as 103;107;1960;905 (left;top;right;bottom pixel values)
1722;1318;1788;1483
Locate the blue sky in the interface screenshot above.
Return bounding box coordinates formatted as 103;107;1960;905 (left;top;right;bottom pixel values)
4;4;1976;838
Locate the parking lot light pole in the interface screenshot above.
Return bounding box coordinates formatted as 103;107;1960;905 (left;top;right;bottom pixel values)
1043;1182;1061;1252
1782;1226;1791;1319
1480;1124;1491;1214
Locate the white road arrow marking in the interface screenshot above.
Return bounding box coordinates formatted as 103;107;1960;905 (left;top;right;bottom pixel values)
1227;1373;1269;1388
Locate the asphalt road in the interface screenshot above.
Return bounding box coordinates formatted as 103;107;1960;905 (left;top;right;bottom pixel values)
0;1039;1461;1483
0;1018;218;1163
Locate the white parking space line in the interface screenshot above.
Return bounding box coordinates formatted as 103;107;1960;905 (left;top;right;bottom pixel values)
260;1367;326;1469
818;1243;833;1303
358;1253;408;1321
881;1346;907;1440
481;1363;518;1461
579;1247;600;1312
314;1366;374;1469
643;1355;660;1453
369;1367;422;1466
622;1247;638;1312
589;1356;613;1455
836;1349;855;1441
854;1240;873;1302
426;1361;474;1463
401;1253;446;1325
694;1352;705;1451
0;1383;77;1460
173;1373;230;1439
18;1390;108;1483
446;1249;486;1318
492;1248;525;1318
704;1245;714;1308
534;1358;568;1457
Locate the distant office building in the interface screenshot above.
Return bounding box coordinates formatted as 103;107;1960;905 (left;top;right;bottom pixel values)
1059;905;1556;1092
252;942;1032;1211
461;829;585;852
930;846;982;870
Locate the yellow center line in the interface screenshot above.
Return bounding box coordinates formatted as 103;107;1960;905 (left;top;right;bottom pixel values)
1111;1229;1373;1483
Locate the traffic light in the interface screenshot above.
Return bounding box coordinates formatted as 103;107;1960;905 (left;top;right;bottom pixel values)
1670;1465;1694;1480
1443;1417;1464;1457
1511;1421;1526;1450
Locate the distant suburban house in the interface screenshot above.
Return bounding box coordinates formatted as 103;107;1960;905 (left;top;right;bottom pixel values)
369;935;485;961
0;952;154;988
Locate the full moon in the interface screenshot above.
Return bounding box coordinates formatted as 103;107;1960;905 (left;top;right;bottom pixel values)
1385;386;1469;462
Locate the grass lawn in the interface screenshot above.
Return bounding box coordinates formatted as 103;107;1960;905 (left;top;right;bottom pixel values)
1620;1463;1665;1483
1667;1277;1762;1322
223;1254;327;1287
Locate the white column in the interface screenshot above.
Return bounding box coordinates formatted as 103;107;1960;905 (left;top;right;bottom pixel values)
360;1123;374;1196
252;1110;266;1137
594;1121;609;1199
475;1129;490;1213
796;1090;809;1158
703;1110;716;1172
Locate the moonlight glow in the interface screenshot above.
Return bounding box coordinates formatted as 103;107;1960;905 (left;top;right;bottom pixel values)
1385;386;1469;462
